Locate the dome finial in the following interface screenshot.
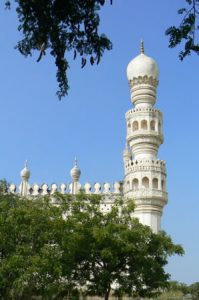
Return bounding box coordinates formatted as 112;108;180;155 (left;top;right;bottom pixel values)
20;160;30;181
74;157;77;166
140;39;144;54
25;160;28;168
70;158;81;181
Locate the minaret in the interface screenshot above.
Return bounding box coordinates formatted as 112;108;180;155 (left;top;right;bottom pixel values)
123;41;168;233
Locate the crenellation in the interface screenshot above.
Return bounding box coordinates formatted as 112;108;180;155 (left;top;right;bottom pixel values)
8;181;123;196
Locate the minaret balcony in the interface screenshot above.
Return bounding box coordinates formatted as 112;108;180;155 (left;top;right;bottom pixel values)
124;158;166;175
127;130;163;143
125;188;168;205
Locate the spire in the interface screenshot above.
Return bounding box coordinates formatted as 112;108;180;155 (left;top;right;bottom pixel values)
25;159;28;168
74;157;77;166
140;39;144;54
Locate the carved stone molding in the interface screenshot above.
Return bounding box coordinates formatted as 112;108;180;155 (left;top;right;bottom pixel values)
128;75;158;88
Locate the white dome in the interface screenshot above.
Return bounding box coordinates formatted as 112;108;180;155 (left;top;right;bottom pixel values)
70;159;81;181
127;42;159;81
20;161;30;180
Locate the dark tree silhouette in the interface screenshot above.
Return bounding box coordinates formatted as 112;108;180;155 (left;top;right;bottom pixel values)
5;0;112;99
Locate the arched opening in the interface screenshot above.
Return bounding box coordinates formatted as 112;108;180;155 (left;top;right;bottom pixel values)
132;121;139;131
142;177;149;188
150;120;155;131
132;178;139;190
152;178;158;189
141;120;148;130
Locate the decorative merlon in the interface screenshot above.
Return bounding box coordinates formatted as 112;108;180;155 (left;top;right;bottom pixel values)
10;181;123;196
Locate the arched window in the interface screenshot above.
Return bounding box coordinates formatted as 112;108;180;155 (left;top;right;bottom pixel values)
132;178;139;190
142;177;149;188
152;178;158;189
150;120;155;131
141;120;148;130
132;121;139;131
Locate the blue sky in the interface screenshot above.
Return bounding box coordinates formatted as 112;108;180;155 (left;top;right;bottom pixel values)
0;0;198;284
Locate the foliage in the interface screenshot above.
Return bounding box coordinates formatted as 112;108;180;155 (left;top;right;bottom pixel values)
189;282;199;300
0;190;184;300
155;289;185;300
155;280;199;300
4;0;112;99
167;281;190;295
166;0;199;60
0;193;66;299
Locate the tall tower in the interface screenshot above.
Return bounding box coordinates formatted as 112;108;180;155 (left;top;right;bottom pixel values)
123;41;168;233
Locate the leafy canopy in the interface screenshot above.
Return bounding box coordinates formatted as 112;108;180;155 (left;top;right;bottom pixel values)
0;188;184;300
166;0;199;60
5;0;112;99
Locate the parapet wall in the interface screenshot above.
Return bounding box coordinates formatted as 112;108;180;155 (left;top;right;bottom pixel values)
8;181;123;196
125;159;166;175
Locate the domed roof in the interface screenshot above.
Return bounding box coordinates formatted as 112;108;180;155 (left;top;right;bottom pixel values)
70;158;81;181
127;41;159;81
20;161;30;180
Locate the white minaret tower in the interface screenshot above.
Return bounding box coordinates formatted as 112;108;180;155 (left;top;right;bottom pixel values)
123;41;168;233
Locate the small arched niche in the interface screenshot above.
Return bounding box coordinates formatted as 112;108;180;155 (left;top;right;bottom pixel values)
152;178;158;189
132;178;139;190
150;120;155;131
141;120;148;130
142;177;149;188
132;121;139;131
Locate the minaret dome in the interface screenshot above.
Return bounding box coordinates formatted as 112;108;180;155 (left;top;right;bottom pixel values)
127;40;159;81
126;40;159;108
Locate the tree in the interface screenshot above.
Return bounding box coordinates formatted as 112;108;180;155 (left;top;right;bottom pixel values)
156;289;185;300
189;282;199;300
0;188;184;300
0;192;68;299
55;194;184;300
4;0;112;100
155;281;190;300
166;0;199;60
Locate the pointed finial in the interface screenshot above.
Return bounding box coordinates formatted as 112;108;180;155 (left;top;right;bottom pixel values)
74;157;77;166
140;39;144;54
25;160;28;168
